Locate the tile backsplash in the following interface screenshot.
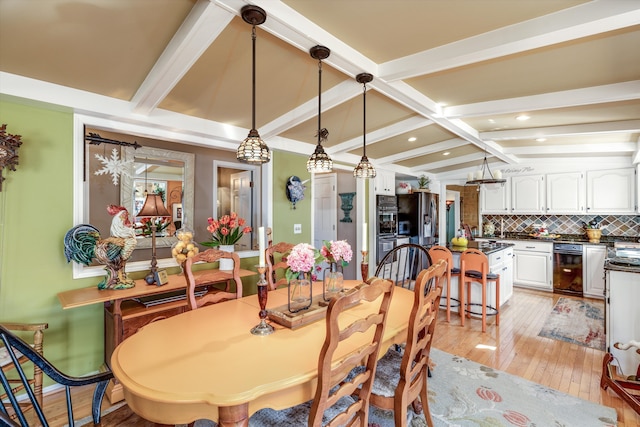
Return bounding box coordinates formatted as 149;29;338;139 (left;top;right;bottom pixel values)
483;214;640;238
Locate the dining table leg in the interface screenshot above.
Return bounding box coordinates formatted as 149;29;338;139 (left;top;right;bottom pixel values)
218;403;249;427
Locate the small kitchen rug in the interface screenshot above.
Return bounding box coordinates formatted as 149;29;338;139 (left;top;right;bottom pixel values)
538;297;605;350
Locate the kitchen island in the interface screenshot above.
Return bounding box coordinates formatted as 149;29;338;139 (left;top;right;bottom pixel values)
444;241;515;315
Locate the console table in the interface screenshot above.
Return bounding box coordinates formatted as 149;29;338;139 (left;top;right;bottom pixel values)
57;267;256;403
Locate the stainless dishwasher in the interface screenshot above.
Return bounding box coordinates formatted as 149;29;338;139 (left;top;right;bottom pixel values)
553;243;583;296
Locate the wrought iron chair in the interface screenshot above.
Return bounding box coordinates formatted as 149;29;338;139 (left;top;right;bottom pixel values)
375;243;432;290
183;248;243;310
265;241;295;291
0;324;113;426
250;277;395;426
369;259;446;427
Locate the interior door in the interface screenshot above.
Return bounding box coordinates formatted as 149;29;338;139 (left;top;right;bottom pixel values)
230;170;253;251
314;174;337;278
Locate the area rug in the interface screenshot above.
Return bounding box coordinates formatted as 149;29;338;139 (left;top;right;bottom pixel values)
95;348;617;427
538;297;605;350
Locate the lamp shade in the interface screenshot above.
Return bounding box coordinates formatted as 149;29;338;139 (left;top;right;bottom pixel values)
137;194;171;217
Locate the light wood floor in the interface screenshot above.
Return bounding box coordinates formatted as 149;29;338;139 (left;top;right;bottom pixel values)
32;287;640;426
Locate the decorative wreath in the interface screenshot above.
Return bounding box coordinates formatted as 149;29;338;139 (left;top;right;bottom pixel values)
0;124;23;191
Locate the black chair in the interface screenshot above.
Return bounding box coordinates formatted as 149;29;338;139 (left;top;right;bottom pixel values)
375;243;432;290
0;325;113;426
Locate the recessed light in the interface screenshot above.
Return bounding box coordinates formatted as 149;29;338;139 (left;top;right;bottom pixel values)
408;137;417;142
516;114;530;121
536;138;547;142
488;119;495;123
443;151;450;156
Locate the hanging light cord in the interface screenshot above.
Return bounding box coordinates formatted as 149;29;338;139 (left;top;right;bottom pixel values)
362;81;367;157
317;58;324;144
251;25;257;132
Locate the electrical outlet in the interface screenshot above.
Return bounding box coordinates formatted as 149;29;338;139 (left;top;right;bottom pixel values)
294;224;302;234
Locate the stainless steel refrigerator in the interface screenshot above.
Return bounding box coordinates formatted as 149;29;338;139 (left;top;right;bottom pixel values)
397;192;439;246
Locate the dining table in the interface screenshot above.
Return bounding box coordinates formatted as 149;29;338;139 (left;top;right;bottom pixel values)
110;280;414;427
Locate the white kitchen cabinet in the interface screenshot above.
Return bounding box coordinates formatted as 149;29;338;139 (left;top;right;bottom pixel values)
489;246;514;306
605;269;640;378
510;240;553;291
583;245;606;299
374;170;395;195
546;172;585;214
480;180;510;213
586;168;635;214
511;175;545;213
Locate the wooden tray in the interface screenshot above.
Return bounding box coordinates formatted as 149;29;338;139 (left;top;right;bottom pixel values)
267;289;359;330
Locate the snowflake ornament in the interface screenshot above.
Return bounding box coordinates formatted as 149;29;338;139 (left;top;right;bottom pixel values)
94;148;133;185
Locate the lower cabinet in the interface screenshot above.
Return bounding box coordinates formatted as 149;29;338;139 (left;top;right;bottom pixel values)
510;240;553;291
584;245;606;298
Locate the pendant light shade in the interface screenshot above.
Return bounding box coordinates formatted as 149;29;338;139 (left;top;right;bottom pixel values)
237;5;270;164
307;45;333;173
353;73;376;179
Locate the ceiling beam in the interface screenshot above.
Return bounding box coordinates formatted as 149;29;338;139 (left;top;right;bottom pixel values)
131;0;234;115
481;120;640;140
379;1;640;81
505;142;637;155
375;138;469;165
444;81;640;118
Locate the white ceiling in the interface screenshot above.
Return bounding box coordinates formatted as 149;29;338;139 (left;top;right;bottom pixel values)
1;0;639;181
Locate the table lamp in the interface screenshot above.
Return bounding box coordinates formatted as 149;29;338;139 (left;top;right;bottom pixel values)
137;193;171;285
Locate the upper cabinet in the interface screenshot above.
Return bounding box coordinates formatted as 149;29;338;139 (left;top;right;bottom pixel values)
481;168;635;215
586;168;635;214
480;180;510;213
546;172;585;214
374;170;395;195
511;175;545;214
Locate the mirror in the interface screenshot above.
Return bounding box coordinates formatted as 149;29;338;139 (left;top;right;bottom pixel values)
121;146;195;249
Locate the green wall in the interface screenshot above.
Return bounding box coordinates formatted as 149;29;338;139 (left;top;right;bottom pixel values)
271;151;312;245
0;97;310;379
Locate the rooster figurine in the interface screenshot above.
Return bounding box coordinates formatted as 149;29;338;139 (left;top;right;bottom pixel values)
64;205;137;290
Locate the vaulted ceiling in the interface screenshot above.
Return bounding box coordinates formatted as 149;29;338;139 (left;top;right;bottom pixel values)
1;0;639;181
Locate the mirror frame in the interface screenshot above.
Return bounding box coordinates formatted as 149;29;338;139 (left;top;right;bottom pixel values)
121;146;194;249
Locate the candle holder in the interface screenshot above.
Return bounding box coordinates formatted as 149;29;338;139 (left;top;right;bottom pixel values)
250;266;274;336
361;250;369;281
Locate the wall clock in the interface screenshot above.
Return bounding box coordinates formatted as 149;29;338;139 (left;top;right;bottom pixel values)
0;124;23;191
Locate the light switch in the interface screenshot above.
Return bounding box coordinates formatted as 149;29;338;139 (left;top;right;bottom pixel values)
294;224;302;234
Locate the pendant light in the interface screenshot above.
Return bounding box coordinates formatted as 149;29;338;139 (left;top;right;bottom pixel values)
237;5;270;164
465;146;506;186
353;73;376;178
306;45;333;173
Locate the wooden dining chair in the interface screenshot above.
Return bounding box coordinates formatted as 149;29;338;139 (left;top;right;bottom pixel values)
0;324;114;427
250;277;395;426
369;259;446;427
265;241;295;291
375;243;432;290
0;322;48;418
460;248;500;333
428;245;463;324
183;248;243;310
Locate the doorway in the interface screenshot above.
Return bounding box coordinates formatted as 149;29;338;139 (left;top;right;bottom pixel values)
313;174;337;279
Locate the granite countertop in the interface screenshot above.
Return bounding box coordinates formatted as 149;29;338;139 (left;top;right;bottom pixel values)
477;233;638;247
447;241;514;255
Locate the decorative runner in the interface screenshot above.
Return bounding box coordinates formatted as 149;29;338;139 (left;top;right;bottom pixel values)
538;297;606;350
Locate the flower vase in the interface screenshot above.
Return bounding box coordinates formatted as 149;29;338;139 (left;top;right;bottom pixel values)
219;244;235;270
288;272;312;313
323;262;344;301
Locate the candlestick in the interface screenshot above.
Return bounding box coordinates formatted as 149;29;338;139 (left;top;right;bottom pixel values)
258;226;265;267
362;222;367;252
251;266;274;335
361;250;369;281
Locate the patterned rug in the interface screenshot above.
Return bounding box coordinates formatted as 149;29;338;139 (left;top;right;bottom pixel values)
538;297;606;350
131;348;614;427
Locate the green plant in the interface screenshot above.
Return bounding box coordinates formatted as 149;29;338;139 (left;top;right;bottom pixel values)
417;175;430;189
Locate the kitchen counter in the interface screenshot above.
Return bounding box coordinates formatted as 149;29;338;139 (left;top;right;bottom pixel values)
604;258;640;273
480;233;636;246
447;241;514;255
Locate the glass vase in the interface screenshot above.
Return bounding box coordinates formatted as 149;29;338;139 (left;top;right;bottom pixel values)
288;272;312;313
323;262;344;301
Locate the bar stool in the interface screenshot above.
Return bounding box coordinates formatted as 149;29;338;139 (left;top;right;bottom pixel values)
428;245;463;325
460;248;500;333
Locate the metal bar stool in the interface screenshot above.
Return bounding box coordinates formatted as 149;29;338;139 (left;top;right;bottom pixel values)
460;248;500;333
428;245;463;325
